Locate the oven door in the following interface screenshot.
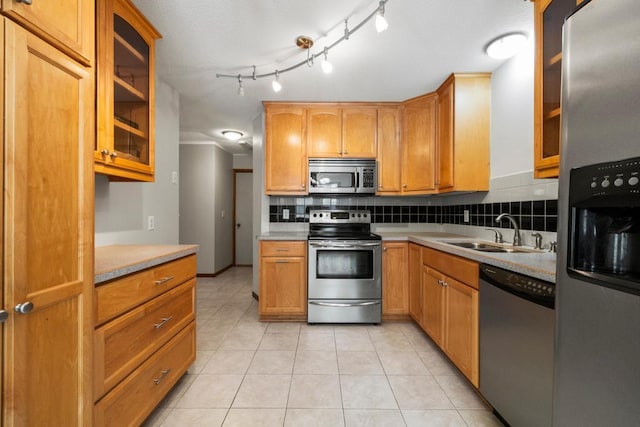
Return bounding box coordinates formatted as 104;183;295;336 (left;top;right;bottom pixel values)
308;240;382;299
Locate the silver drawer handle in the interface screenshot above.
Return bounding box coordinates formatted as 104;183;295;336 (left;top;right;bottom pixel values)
153;369;171;385
309;301;380;308
154;276;174;285
154;316;173;329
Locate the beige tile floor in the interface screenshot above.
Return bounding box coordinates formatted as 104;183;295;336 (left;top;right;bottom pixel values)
143;267;503;427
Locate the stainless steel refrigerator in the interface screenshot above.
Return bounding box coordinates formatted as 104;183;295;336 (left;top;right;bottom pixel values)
556;0;640;425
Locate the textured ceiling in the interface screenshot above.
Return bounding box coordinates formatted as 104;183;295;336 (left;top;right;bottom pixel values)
132;0;534;154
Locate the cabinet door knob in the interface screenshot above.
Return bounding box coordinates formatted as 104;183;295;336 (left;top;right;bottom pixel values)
343;151;348;155
101;149;110;156
0;310;8;323
337;151;342;154
15;301;34;314
16;0;33;4
301;183;306;188
402;184;407;188
110;151;118;159
383;247;387;251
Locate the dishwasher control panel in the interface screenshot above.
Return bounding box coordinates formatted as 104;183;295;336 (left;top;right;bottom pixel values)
480;264;555;309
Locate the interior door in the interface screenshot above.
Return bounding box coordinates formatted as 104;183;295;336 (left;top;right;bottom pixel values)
234;170;253;265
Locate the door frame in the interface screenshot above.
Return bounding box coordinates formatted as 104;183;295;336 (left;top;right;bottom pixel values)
232;168;253;266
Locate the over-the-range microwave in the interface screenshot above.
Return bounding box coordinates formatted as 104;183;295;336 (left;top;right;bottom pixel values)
308;158;377;194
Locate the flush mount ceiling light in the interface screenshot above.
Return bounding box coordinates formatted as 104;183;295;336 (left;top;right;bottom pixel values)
485;32;528;59
222;130;243;141
216;0;390;95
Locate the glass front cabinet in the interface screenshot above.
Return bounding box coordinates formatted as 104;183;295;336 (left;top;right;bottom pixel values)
534;0;582;178
96;0;161;181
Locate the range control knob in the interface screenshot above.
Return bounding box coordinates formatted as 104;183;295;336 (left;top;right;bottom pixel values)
590;181;598;189
601;179;610;188
614;177;624;187
357;214;361;218
629;176;639;186
363;213;368;218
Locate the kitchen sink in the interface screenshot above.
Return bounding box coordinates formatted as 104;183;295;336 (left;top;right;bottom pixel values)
440;241;540;253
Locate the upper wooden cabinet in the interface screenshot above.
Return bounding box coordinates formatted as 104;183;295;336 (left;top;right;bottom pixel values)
1;0;94;66
534;0;582;178
264;104;308;195
401;93;437;194
96;0;161;182
308;106;377;158
377;106;402;193
436;73;491;193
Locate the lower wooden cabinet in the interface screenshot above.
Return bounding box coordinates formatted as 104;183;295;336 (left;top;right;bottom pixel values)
421;247;479;387
93;254;197;426
259;241;307;320
382;242;409;318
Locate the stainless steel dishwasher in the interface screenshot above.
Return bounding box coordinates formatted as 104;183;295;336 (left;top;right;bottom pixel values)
479;264;555;427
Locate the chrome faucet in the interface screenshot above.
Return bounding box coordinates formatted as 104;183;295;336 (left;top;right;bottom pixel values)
496;213;522;246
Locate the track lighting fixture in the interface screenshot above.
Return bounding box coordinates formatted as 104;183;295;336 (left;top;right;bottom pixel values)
217;0;389;95
272;70;282;92
375;1;388;33
321;47;333;74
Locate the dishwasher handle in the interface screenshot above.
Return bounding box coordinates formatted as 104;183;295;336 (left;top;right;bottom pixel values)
480;264;555;309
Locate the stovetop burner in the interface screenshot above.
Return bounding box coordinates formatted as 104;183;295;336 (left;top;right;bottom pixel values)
308;209;379;240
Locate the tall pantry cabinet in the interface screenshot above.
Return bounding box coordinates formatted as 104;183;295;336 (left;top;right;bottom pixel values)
1;0;94;425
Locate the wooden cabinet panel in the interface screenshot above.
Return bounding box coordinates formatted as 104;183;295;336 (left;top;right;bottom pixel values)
307;108;342;157
534;0;582;178
422;247;478;289
94;280;195;399
94;322;196;427
402;94;437;193
1;0;94;65
264;105;308;194
96;0;161;182
342;108;377;158
408;243;423;324
444;277;479;387
2;19;94;426
95;254;197;325
260;241;306;257
435;73;490;193
382;242;409;317
422;266;445;347
259;241;307;318
377;107;402;193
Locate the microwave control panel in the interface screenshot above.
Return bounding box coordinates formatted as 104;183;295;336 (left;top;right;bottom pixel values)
570;156;640;203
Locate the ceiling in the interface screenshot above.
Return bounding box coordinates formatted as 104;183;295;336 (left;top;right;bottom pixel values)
132;0;534;154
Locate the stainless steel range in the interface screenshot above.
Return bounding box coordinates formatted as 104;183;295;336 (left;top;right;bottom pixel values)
307;209;381;324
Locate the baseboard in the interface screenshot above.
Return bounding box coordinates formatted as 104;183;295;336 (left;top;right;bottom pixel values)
196;263;233;278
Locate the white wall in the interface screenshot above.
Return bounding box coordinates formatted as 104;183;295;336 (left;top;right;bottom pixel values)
233;153;253;169
252;113;269;295
179;143;234;274
95;78;180;246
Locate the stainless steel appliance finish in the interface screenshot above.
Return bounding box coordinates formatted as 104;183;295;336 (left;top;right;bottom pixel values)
555;1;640;425
479;264;555;427
308;158;377;194
307;210;381;323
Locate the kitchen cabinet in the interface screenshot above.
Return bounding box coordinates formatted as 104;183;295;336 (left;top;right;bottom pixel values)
408;243;423;326
259;241;307;319
264;104;308;195
307;106;377;158
96;0;161;182
94;254;197;426
376;106;402;194
1;4;94;424
401;93;437;194
1;0;94;66
534;0;583;178
421;247;479;387
435;73;491;193
381;242;409;318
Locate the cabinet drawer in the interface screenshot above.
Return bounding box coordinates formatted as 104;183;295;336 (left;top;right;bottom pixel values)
94;322;196;427
261;241;306;257
95;254;196;325
94;279;195;399
421;247;479;289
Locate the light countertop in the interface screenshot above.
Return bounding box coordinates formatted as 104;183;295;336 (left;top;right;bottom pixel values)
259;232;309;241
95;244;199;284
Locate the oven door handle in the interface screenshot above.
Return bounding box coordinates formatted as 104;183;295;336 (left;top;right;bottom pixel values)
309;242;381;249
309;301;381;308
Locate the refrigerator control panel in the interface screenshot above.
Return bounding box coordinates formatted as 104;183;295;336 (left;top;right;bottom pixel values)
570;156;640;203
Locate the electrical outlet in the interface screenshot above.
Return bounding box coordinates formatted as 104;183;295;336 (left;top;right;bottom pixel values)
171;171;178;184
463;210;470;223
147;215;155;230
221;210;225;218
282;208;290;220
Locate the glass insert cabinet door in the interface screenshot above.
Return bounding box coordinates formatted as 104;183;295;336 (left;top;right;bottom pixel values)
96;0;161;182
